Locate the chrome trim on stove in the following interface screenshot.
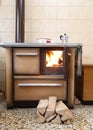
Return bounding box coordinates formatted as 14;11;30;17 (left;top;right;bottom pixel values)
15;53;38;56
18;83;63;87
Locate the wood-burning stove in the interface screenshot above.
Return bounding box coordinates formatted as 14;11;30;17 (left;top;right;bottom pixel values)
0;43;82;108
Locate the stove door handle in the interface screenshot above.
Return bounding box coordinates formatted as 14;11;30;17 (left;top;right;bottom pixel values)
15;53;38;56
18;83;63;87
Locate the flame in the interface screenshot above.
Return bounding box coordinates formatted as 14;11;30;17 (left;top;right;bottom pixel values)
46;51;63;67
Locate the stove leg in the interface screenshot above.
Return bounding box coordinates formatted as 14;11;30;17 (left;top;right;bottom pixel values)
67;48;75;108
6;48;13;108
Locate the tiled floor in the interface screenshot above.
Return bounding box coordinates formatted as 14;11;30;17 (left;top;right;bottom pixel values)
0;100;93;130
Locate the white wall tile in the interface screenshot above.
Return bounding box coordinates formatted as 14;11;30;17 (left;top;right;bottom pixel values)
0;6;15;19
82;7;93;19
44;7;57;19
25;0;45;6
0;19;15;32
0;32;15;42
57;0;70;6
83;45;93;64
69;0;83;6
44;0;57;6
0;0;15;6
82;0;93;6
57;7;70;19
25;0;57;6
69;7;83;19
25;6;45;19
82;20;93;33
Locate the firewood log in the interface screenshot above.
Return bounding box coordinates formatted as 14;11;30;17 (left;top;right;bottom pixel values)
56;100;69;116
64;119;72;125
74;96;81;105
46;113;56;122
37;99;48;115
45;96;57;119
37;111;45;123
61;110;73;122
51;114;61;124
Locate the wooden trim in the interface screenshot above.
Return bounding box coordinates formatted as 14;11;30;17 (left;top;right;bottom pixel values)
14;75;64;79
67;48;75;107
83;64;93;67
83;65;93;101
6;48;13;108
64;47;69;79
16;0;25;42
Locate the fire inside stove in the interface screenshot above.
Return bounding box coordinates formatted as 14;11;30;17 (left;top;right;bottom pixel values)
40;48;65;75
46;50;63;67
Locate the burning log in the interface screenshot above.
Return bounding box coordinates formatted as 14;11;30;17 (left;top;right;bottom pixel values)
36;96;73;124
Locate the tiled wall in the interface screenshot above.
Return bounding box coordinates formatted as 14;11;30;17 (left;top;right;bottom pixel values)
25;0;93;64
0;0;15;91
1;0;93;91
0;0;15;42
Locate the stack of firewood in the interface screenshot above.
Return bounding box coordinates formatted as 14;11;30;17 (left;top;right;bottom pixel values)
36;96;73;124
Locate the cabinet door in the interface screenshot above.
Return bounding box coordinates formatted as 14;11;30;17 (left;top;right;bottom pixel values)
13;48;40;74
83;66;93;101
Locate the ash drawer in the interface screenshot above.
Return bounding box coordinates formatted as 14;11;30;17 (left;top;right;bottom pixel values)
13;48;40;74
14;79;67;100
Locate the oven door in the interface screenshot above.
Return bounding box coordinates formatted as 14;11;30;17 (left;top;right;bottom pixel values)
14;77;67;101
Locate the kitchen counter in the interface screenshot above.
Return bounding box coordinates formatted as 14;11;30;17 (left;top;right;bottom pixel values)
0;42;82;48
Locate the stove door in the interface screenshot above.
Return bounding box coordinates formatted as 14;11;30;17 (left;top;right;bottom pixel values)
40;47;68;78
13;48;40;74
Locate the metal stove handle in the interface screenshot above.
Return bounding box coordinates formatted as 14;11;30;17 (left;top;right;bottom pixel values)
15;53;38;56
18;83;63;87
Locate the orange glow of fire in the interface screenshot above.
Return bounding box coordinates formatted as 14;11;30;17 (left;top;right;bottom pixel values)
46;51;63;67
